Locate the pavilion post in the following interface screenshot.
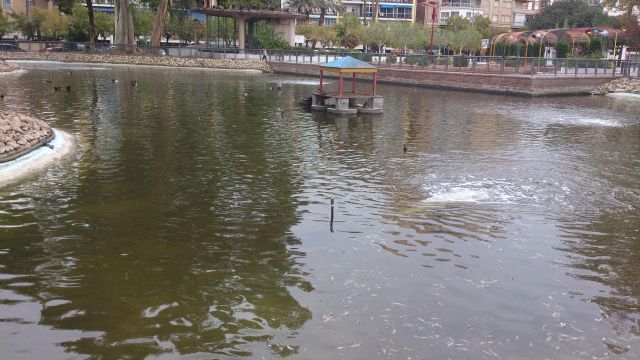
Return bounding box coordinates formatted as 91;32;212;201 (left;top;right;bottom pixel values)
352;72;356;93
320;70;323;92
372;72;377;96
339;72;343;96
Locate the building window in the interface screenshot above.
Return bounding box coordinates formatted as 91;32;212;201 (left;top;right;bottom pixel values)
492;15;498;22
2;0;10;7
493;0;499;8
502;15;511;23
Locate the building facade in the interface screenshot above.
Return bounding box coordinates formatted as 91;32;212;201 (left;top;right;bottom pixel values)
2;0;54;15
285;0;418;26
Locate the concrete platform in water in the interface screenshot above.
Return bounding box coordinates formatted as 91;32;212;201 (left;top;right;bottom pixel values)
312;92;383;115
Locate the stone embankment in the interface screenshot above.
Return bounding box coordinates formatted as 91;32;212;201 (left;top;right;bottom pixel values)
0;110;52;161
0;52;271;72
0;59;20;72
591;78;640;95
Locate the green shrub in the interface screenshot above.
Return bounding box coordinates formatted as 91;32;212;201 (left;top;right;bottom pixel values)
436;57;452;65
385;54;397;64
556;42;570;58
349;51;372;62
452;56;469;67
405;55;420;65
504;57;525;67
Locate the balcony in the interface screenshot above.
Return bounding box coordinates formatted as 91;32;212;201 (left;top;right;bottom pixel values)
440;0;482;9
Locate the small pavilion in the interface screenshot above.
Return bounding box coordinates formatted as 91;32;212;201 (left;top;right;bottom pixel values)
312;56;383;115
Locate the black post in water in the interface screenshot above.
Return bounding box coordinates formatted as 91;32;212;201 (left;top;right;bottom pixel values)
330;198;334;233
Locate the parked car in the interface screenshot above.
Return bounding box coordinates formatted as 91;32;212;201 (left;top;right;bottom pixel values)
0;43;25;52
62;43;86;52
43;45;64;52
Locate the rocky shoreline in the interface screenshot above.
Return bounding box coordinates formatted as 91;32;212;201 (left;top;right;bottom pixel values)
0;110;53;161
0;52;271;72
591;78;640;95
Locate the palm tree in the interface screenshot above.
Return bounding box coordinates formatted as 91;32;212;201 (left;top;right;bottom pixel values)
317;0;343;27
288;0;318;21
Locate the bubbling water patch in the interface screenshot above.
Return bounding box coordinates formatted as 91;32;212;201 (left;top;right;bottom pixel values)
423;177;569;207
491;104;625;127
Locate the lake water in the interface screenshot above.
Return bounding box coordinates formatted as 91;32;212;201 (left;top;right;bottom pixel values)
1;62;639;359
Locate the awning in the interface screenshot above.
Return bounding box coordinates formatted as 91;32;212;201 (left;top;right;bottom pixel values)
379;4;413;9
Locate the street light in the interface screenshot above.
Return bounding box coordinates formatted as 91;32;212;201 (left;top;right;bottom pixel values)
423;0;439;55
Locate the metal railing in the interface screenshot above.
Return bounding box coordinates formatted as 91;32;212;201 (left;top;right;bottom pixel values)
5;41;639;79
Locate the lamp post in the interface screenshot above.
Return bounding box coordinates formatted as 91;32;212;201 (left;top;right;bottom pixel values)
423;0;439;55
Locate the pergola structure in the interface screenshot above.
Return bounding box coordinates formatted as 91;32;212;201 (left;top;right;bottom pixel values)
312;56;383;115
194;7;305;52
319;56;379;97
491;27;627;57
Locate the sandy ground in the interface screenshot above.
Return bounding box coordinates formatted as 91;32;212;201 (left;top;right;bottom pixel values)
0;129;73;186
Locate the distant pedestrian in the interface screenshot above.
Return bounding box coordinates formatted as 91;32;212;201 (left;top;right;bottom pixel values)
262;49;268;62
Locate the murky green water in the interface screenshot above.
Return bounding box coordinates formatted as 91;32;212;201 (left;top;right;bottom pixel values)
1;62;639;359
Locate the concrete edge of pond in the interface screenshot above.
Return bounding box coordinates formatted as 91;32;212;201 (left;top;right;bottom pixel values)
6;59;266;74
0;129;74;186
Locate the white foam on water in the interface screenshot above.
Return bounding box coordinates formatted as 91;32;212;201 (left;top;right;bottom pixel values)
0;129;74;185
274;79;330;86
606;92;640;100
492;104;624;127
424;179;549;205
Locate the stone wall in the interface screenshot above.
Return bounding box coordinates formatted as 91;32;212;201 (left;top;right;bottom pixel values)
0;52;271;72
591;78;640;95
268;62;620;96
0;111;52;161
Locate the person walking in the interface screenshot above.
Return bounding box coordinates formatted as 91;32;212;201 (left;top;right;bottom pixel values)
262;49;268;62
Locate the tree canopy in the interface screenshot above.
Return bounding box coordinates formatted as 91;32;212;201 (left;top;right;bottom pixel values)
527;0;619;30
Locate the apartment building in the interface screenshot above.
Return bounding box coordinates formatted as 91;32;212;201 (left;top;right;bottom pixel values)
286;0;417;26
2;0;55;15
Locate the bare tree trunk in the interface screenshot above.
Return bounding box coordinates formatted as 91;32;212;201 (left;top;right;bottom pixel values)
86;0;97;47
115;0;136;51
151;0;169;47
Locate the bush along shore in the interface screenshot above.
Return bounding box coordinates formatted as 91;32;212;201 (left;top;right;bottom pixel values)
591;78;640;95
0;59;20;72
0;110;53;161
0;52;271;72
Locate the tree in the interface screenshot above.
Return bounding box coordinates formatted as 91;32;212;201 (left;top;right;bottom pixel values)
255;22;289;48
289;0;318;20
0;10;9;40
94;12;114;40
445;16;471;32
364;21;390;52
471;14;491;39
335;12;362;48
451;27;482;54
53;0;76;14
150;0;169;46
40;9;70;40
163;13;179;44
388;22;420;51
133;8;155;38
317;0;343;26
86;0;97;46
114;0;135;48
527;0;607;30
